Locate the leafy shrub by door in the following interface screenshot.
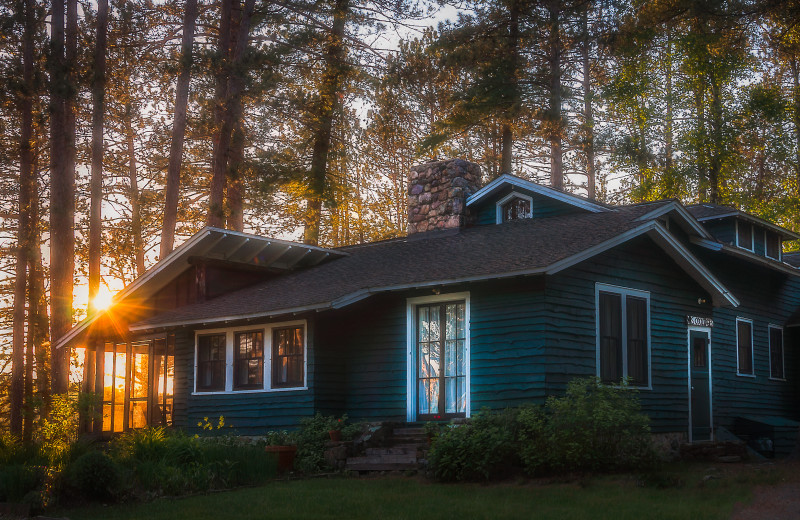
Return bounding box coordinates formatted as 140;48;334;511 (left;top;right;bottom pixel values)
427;377;657;481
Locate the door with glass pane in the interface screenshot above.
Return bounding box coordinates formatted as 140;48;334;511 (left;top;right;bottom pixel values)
417;301;466;420
689;328;712;442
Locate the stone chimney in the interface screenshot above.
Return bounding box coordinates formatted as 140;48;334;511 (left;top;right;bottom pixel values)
408;158;481;235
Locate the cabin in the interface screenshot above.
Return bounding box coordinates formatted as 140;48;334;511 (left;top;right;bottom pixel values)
58;158;800;455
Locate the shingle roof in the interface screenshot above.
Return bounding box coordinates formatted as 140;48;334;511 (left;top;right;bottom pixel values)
784;252;800;268
686;203;739;220
130;203;671;330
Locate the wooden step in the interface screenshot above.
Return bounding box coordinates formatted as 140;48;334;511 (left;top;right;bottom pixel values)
393;427;425;436
364;446;418;456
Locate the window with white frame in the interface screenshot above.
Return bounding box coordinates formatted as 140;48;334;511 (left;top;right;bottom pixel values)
736;318;754;376
495;192;533;223
736;220;754;251
194;320;307;393
595;284;650;388
765;231;782;260
769;325;785;380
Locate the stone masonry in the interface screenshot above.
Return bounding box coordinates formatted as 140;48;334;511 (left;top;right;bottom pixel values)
408;158;481;234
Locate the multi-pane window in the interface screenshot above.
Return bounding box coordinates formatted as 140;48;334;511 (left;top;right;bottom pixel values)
769;326;785;380
766;232;781;260
272;327;304;388
197;334;226;391
737;221;753;251
736;318;754;376
234;331;264;389
501;197;531;222
597;285;650;387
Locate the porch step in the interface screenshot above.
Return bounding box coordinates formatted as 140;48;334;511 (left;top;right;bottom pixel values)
345;424;429;474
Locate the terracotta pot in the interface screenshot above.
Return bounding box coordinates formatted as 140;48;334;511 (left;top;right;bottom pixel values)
265;445;297;473
328;429;342;442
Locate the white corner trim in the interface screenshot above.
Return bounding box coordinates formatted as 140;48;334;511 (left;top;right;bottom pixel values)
495;191;534;224
467;174;607;213
192;319;308;395
406;292;471;422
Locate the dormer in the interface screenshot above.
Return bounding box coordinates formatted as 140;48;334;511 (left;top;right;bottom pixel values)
687;204;800;261
467;173;609;225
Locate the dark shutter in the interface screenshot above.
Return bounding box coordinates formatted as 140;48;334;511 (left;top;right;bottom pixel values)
599;292;622;383
770;327;784;379
737;321;753;375
626;296;648;386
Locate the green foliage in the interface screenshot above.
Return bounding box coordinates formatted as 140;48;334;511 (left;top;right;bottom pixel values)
545;378;655;472
0;464;43;503
67;451;120;501
37;393;79;466
427;378;657;482
266;413;360;474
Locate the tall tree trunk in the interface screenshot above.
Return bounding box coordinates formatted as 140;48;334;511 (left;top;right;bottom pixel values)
49;0;76;395
500;0;520;175
304;0;349;245
208;0;255;228
125;104;145;276
791;58;800;198
547;0;563;190
708;75;723;204
161;0;198;257
89;0;109;314
664;29;675;196
11;0;37;436
694;83;708;202
580;4;596;199
226;122;245;232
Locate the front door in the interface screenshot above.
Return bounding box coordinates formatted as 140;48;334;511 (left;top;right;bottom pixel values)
416;301;467;420
689;328;712;442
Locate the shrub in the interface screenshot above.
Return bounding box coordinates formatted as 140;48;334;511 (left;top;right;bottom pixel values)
426;377;657;481
427;409;520;482
269;412;360;474
544;377;655;472
67;451;120;501
0;464;42;503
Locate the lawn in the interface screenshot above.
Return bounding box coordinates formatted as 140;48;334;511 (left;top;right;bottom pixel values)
58;463;794;520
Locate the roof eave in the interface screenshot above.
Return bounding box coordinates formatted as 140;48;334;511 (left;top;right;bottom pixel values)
466;174;608;213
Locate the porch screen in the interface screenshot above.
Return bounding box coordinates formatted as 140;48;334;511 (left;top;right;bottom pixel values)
417;301;466;419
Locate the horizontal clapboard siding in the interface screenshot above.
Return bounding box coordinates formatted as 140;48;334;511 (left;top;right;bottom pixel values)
474;186;589;225
691;248;800;428
546;235;712;434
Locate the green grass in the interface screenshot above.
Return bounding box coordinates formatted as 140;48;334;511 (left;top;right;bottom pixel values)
57;463;793;520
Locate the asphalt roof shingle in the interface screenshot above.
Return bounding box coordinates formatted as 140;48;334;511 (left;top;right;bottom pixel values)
131;203;668;329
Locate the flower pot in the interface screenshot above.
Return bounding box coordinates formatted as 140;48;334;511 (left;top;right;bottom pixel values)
265;445;297;473
328;429;342;442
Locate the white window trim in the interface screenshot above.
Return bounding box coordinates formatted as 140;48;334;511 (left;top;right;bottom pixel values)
406;292;471;422
764;229;782;261
735;317;755;377
594;282;652;390
735;220;754;252
768;324;786;381
686;325;713;444
193;319;308;395
495;191;533;224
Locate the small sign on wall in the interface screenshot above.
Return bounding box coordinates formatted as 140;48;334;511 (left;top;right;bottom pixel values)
686;315;714;328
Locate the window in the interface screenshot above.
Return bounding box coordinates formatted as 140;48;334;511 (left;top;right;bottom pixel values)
197;334;226;391
596;284;650;387
736;318;754;376
495;192;533;223
737;221;753;251
272;327;304;388
194;321;307;394
234;331;264;389
769;325;785;380
765;231;781;260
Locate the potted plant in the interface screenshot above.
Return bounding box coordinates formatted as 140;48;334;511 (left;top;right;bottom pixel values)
264;430;297;473
327;414;348;442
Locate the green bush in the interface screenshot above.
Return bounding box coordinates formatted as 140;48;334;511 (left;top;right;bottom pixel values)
544;378;655;472
427;377;657;482
427;409;520;482
67;451;120;501
0;464;42;503
267;413;359;474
